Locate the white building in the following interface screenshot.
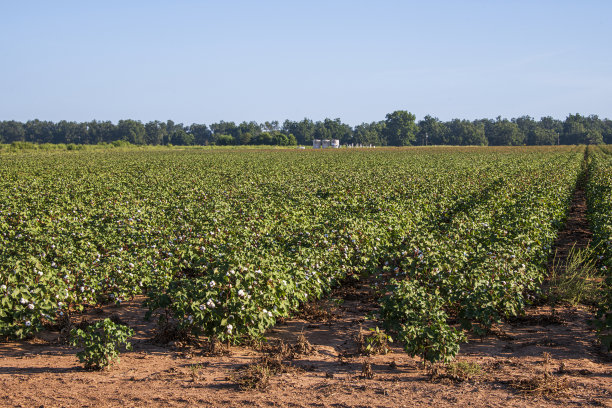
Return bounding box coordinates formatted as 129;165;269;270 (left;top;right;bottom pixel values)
313;139;340;149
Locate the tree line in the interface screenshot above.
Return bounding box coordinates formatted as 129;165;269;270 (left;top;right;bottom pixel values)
0;112;610;147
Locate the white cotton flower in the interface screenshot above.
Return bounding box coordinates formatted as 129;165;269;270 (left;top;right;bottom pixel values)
199;304;206;311
267;311;273;318
0;285;6;291
206;299;215;309
226;324;233;334
37;271;43;277
187;315;193;323
25;321;31;327
209;280;216;288
20;298;27;305
28;303;34;310
80;286;85;292
237;289;245;297
128;263;134;268
262;308;268;314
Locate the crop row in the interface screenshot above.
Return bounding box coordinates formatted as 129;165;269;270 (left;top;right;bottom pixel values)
586;146;612;350
379;148;583;361
0;148;524;338
0;147;582;359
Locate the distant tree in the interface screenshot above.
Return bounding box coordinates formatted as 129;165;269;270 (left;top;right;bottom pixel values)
528;128;558;145
239;132;252;145
585;129;604;145
539;116;563;133
488;118;524;146
383;111;418;146
282;118;316;145
55;120;87;144
171;128;195;145
117;120;146;144
285;133;298;146
513;116;535;140
214;134;235;145
162;120;188;144
253;132;272;145
1;113;609;147
262;121;279;132
0;120;25;143
314;118;353;144
417;115;448;145
144;121;166;145
447;119;487;145
253;131;297;146
188;123;212;145
562;114;588;144
354;121;385;146
530;116;563;145
601;119;612;144
314;121;331;140
210;121;239;139
237;121;262;144
24;119;55;143
88;120;116;144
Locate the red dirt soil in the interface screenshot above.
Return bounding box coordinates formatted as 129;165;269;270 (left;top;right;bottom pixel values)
1;290;610;408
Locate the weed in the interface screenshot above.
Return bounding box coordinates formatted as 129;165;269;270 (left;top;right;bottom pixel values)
512;353;569;396
292;332;315;357
188;363;204;380
201;337;230;356
356;326;393;355
232;354;290;391
361;360;374;379
444;361;482;381
297;302;334;322
151;314;190;345
549;244;604;306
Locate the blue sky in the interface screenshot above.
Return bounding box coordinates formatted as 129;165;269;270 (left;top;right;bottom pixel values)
1;1;610;125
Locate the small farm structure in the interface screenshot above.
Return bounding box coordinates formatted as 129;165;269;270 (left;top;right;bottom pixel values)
313;139;340;149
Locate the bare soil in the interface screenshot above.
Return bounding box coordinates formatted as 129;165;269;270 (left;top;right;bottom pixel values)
1;287;610;408
2;171;610;408
549;178;592;263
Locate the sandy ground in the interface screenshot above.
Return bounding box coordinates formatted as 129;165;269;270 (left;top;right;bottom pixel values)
0;289;610;408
